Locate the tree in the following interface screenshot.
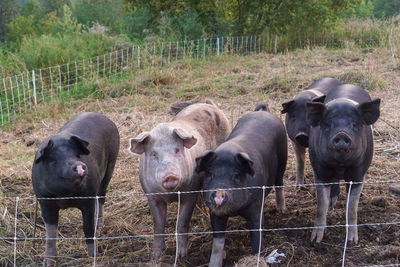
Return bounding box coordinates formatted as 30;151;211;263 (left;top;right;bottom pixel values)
373;0;400;18
340;0;374;18
5;15;36;50
20;0;41;19
0;0;19;42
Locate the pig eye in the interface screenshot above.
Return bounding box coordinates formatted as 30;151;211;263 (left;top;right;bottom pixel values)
232;172;240;181
175;148;180;154
150;151;158;159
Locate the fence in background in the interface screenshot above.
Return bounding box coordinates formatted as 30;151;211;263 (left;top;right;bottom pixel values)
0;35;268;126
1;179;400;266
0;26;398;127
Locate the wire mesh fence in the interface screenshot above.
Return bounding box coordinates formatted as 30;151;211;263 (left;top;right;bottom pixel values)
1;179;400;266
0;26;398;127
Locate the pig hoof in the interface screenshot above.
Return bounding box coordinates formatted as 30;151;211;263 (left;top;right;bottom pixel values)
177;246;187;258
330;196;338;208
87;243;95;257
348;228;359;244
43;258;56;267
96;217;103;229
277;203;286;213
296;178;304;187
311;228;325;243
152;249;163;259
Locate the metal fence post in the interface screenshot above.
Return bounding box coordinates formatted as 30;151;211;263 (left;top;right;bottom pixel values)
32;70;37;105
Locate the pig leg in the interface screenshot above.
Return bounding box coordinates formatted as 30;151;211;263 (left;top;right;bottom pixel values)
97;161;117;229
80;201;96;257
275;187;286;212
147;196;167;259
40;201;59;267
209;213;228;267
176;192;198;258
292;141;306;185
242;203;263;254
275;149;287;212
346;183;363;243
311;180;331;243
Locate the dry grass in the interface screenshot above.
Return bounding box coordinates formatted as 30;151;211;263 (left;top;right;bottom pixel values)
0;45;399;266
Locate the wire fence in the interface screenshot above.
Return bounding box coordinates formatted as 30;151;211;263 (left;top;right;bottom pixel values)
0;35;268;127
1;179;400;266
0;26;398;127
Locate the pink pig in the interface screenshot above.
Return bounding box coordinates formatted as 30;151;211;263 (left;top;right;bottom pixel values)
129;100;230;259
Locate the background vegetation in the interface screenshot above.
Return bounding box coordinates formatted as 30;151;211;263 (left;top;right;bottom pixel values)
1;0;400;78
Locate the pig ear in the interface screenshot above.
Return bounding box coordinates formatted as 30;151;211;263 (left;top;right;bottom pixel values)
34;139;54;164
195;150;216;174
129;132;151;154
312;95;326;103
306;102;326;127
358;98;380;125
70;136;90;155
236;152;255;176
281;100;295;114
173;128;197;149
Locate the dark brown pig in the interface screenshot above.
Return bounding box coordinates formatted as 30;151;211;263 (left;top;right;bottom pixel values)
281;77;341;185
31;112;120;266
306;84;380;243
195;104;287;267
129;100;230;259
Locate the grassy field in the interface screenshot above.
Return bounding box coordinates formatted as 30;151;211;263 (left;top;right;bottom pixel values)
0;45;399;266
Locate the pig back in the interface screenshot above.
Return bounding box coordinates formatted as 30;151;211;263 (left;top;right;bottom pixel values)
228;111;287;187
174;102;230;149
307;77;341;95
325;84;371;103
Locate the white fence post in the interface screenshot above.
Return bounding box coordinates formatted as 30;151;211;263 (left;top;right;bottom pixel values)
2;78;10;122
32;70;37;105
13;197;19;266
21;74;26;108
9;77;15;115
217;37;220;56
67;63;70;95
40;69;45;101
138;46;141;68
58;65;62;94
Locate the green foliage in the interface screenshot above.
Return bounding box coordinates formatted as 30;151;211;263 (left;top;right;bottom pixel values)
72;0;126;32
157;9;206;41
341;0;374;18
57;5;82;36
373;0;400;18
18;32;113;70
38;11;60;36
5;15;36;50
0;0;20;42
20;0;41;19
125;6;152;40
40;0;70;16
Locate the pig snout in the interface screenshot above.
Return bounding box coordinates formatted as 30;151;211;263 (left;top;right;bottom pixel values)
330;132;352;153
295;132;309;147
162;175;180;190
72;162;87;177
211;189;228;206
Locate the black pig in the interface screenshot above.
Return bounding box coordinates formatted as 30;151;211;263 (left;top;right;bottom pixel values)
281;77;341;185
195;104;287;267
31;112;120;266
306;84;380;243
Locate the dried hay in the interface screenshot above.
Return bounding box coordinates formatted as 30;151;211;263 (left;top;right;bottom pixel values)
0;46;399;266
